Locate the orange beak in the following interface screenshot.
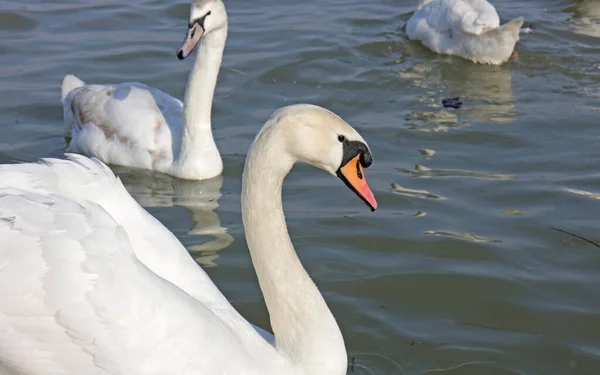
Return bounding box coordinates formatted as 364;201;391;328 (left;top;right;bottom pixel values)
336;154;377;211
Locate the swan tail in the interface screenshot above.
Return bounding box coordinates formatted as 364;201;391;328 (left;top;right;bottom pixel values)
481;16;524;47
462;16;524;64
61;74;85;102
497;17;525;40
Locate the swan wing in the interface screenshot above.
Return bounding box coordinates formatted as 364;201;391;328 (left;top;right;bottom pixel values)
413;0;501;36
0;156;275;349
0;195;112;375
0;155;226;310
62;77;183;170
0;193;263;374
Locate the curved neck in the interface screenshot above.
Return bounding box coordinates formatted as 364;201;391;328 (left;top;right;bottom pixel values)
241;129;347;375
175;26;226;178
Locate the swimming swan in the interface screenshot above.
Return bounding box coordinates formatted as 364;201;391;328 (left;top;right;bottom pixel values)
61;0;227;180
406;0;525;64
0;104;377;375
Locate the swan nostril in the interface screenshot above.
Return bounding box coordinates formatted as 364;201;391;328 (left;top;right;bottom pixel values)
356;159;363;179
177;50;185;60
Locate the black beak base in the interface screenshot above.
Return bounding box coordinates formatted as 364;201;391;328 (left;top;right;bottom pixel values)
340;140;373;169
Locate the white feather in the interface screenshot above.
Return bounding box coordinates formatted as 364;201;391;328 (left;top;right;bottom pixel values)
0;193;267;374
0;155;277;374
406;0;524;64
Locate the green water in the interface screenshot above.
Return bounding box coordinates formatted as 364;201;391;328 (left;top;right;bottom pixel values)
1;0;599;373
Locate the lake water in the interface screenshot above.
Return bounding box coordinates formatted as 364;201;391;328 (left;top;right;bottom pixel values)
1;0;600;373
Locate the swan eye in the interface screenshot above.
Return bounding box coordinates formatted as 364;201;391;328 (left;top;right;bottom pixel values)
337;135;345;143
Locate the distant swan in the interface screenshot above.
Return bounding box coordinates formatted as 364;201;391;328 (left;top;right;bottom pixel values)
61;0;227;180
0;104;377;375
566;0;600;38
406;0;525;64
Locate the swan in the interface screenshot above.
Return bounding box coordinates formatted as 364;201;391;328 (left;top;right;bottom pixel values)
60;0;227;180
0;104;377;375
406;0;525;64
566;0;600;38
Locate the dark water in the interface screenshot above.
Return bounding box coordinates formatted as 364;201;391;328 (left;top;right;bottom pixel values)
1;0;600;373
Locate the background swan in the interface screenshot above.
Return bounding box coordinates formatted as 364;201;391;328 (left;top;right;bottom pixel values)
0;104;377;375
406;0;525;64
61;0;227;180
565;0;600;38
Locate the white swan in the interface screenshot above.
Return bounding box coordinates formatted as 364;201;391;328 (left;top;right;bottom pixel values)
61;0;227;180
0;104;377;375
406;0;525;64
566;0;600;38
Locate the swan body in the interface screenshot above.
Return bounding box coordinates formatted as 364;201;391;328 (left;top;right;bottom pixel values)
0;104;377;375
406;0;524;64
567;0;600;38
61;0;227;180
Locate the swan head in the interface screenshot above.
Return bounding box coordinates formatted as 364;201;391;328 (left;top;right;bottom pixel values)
260;104;378;211
177;0;227;60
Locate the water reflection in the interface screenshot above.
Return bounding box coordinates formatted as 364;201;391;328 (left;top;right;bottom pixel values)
391;182;445;200
399;164;515;181
423;230;501;243
398;59;516;131
565;0;600;38
564;187;600;200
348;352;404;375
113;166;233;267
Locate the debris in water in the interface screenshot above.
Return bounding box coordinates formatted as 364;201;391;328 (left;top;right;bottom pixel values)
552;227;600;249
520;24;535;34
442;97;462;109
419;148;436;157
415;164;431;172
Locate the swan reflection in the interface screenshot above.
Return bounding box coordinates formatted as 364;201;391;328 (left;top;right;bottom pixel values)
114;166;233;267
565;0;600;38
398;59;516;130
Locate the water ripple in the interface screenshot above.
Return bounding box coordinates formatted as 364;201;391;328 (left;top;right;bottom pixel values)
399;164;515;180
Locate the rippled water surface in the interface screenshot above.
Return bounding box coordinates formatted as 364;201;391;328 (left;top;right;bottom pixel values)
2;0;600;373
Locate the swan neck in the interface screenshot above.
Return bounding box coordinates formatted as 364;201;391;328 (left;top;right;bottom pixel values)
176;26;226;173
241;132;347;374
